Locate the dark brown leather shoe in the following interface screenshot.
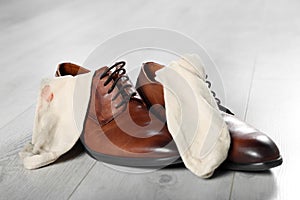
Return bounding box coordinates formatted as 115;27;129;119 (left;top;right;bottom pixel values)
56;62;180;167
136;62;283;171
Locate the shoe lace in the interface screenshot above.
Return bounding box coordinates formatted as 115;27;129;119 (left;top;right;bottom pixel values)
205;74;234;115
100;61;136;109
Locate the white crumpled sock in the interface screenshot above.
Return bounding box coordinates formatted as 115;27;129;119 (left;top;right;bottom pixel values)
155;54;230;178
19;72;93;169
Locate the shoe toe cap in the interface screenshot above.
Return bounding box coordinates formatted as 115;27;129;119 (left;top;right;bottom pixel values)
229;132;280;164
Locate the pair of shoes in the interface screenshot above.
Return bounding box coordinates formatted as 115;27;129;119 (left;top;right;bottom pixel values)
55;61;282;171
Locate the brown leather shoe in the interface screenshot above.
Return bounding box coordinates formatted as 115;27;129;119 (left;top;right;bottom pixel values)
136;62;282;171
56;62;180;167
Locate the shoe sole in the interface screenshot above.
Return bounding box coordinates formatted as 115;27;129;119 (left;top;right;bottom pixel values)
221;156;283;171
80;135;182;167
81;135;283;170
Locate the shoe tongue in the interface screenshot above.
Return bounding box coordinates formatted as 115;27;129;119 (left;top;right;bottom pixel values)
91;67;136;125
116;76;137;99
90;67;123;124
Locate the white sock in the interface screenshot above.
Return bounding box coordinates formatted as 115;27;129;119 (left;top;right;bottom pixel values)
19;72;93;169
155;54;230;178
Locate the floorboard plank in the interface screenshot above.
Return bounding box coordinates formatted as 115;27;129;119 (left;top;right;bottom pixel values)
1;0;285;199
230;80;300;200
69;162;234;200
0;105;97;200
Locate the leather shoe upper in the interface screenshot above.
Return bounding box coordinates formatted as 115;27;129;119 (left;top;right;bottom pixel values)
135;62;281;164
57;62;179;159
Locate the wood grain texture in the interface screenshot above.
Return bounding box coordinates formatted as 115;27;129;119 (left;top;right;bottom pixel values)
0;105;96;200
231;80;300;200
69;163;233;200
230;1;300;199
1;0;297;199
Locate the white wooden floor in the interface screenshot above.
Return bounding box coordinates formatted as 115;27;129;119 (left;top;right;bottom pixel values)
0;0;299;199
